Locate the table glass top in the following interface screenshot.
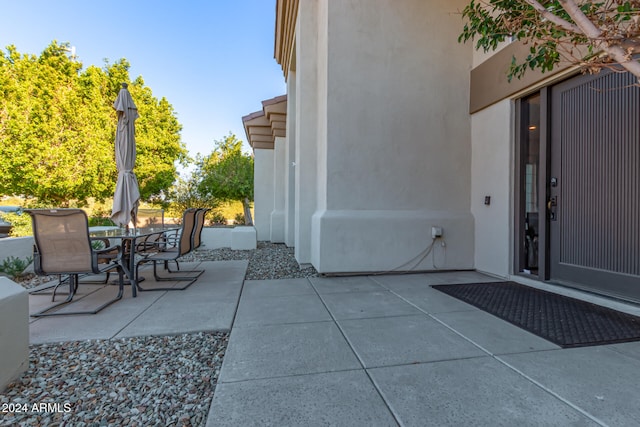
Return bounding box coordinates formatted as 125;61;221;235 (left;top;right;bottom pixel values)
89;226;179;238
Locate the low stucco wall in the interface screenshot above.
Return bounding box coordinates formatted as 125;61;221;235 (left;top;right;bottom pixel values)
0;228;251;260
200;227;257;250
0;277;29;392
0;237;34;272
200;228;232;249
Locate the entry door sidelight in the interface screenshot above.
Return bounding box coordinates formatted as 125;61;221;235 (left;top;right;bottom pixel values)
517;94;541;276
550;70;640;301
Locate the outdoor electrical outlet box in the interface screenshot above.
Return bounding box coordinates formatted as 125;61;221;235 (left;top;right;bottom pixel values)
431;226;443;239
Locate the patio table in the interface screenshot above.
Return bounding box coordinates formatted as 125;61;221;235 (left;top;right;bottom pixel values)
89;226;179;297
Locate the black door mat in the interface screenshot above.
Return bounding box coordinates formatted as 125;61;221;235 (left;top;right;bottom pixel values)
432;281;640;348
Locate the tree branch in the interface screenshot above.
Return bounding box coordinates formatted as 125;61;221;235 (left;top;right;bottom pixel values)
524;0;581;33
558;0;640;79
557;0;602;38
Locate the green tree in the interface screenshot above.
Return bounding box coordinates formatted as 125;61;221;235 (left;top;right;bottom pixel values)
459;0;640;82
130;77;187;200
0;41;188;206
165;155;219;220
198;134;254;225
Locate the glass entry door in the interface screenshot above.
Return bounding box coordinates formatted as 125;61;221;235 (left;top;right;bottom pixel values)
517;94;541;276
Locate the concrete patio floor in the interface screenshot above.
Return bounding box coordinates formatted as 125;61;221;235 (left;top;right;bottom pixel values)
28;260;248;343
27;263;640;426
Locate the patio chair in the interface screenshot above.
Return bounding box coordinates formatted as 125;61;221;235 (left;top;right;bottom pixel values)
134;208;203;291
26;209;125;317
192;208;209;250
31;238;120;296
29;223;115;295
164;207;208;273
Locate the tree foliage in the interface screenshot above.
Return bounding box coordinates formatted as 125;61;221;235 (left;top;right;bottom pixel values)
0;41;188;206
164;156;219;220
197;134;254;225
459;0;640;82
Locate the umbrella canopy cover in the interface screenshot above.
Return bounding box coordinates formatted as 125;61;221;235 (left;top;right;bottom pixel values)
111;83;141;228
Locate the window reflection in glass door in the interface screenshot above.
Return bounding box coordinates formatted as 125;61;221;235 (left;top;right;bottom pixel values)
520;94;540;274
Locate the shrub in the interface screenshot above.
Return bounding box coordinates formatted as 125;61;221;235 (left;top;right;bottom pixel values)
3;212;32;237
234;212;245;225
0;256;33;280
88;216;116;227
209;210;227;225
91;240;107;250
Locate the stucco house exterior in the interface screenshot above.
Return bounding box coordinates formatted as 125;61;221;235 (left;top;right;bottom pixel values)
244;0;639;303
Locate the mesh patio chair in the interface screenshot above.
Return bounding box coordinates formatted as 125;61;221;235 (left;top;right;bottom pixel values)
26;209;125;317
164;207;209;273
134;208;203;291
34;240;119;293
192;208;209;250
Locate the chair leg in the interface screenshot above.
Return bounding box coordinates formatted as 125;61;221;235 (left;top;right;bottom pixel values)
165;260;180;272
30;273;106;302
52;275;66;301
85;266;124;314
135;259;201;292
42;275;72;302
152;260;203;282
27;279;61;297
165;260;204;277
78;270;111;284
30;266;125;317
31;275;78;317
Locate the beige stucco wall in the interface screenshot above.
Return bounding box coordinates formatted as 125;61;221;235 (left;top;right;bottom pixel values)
284;72;297;248
253;148;274;241
470;100;512;277
471;35;511;68
310;0;329;267
307;0;475;273
270;136;286;242
294;0;320;264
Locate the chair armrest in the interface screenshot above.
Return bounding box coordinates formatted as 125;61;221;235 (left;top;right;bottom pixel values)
163;229;180;246
91;238;121;263
135;232;169;255
91;238;112;251
96;244;121;255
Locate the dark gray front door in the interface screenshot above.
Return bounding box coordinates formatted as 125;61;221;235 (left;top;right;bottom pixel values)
550;70;640;301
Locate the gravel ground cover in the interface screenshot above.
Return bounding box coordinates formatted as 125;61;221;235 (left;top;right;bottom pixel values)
1;333;227;427
19;242;318;289
2;242;317;426
182;241;318;280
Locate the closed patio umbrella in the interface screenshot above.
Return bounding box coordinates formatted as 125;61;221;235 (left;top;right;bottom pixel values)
111;83;140;229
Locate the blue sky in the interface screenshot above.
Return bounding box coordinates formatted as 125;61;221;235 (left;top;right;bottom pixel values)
0;0;286;158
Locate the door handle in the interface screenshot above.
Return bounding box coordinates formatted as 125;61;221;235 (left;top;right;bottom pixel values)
547;196;557;220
